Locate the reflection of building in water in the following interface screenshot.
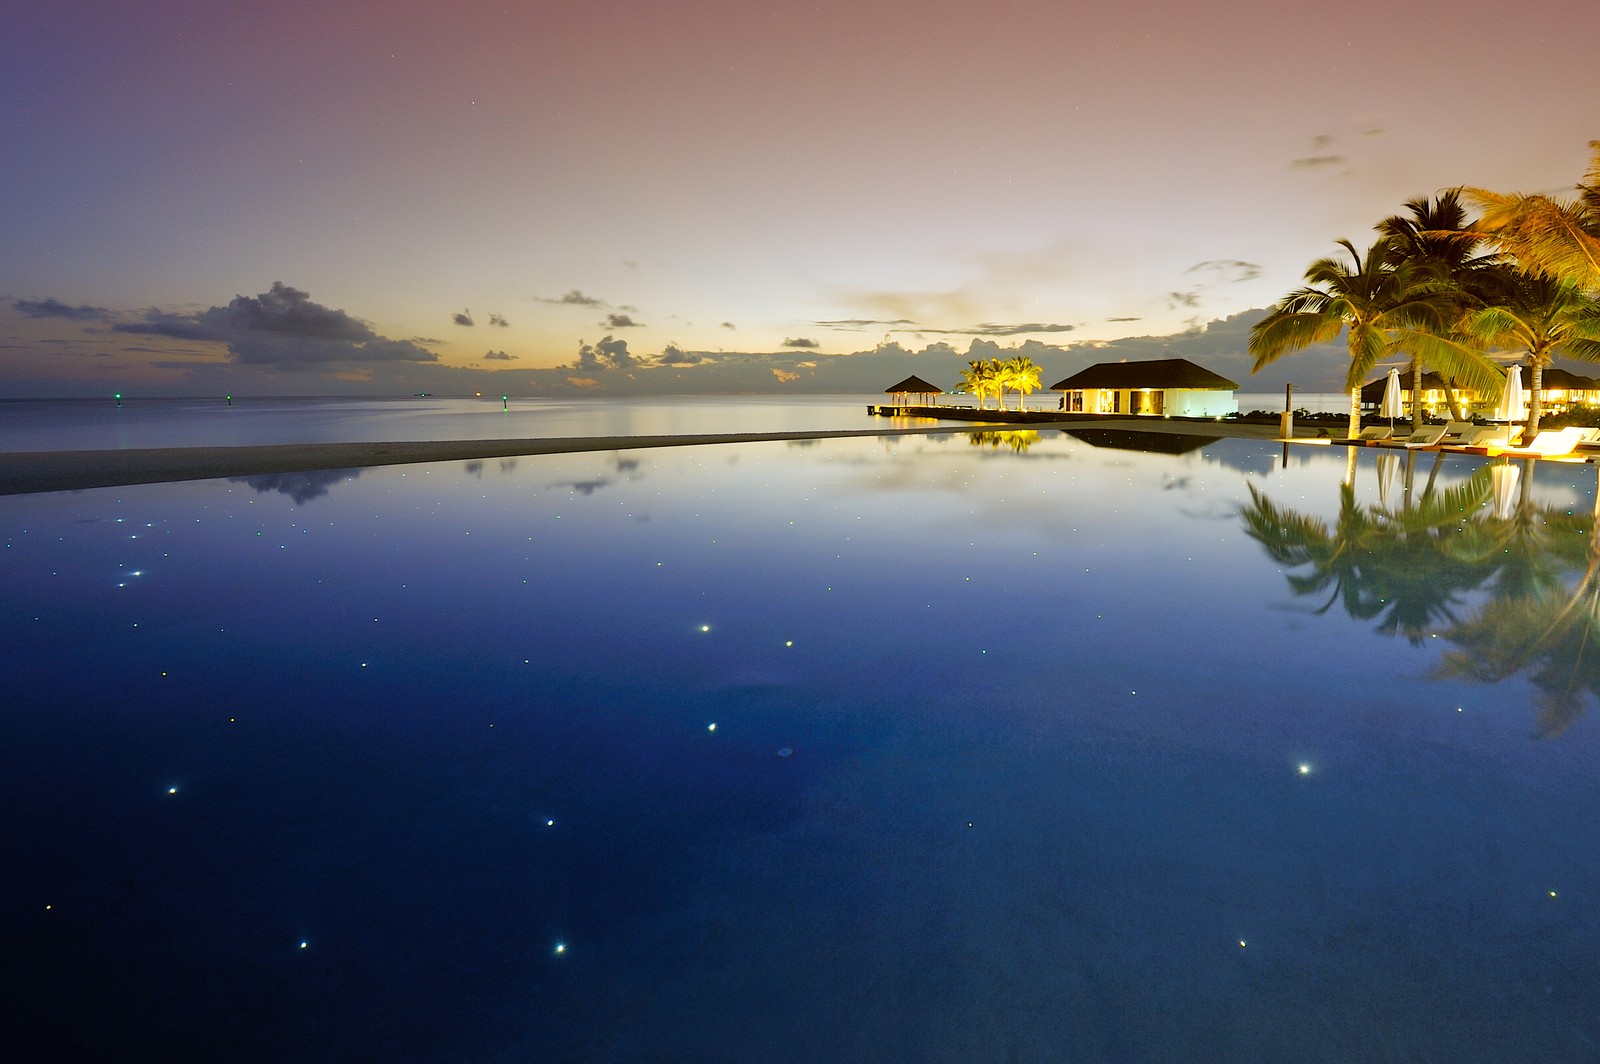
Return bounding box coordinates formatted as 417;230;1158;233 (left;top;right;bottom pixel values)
1050;358;1239;417
1064;429;1219;455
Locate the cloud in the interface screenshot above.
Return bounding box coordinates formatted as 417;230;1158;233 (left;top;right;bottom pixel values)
967;322;1075;336
815;318;918;329
783;337;819;348
720;321;737;330
14;297;113;321
483;350;517;361
453;309;474;326
1186;260;1261;284
538;289;605;307
895;322;1078;337
658;344;704;365
1291;155;1347;171
1106;316;1141;322
489;313;509;327
113;281;439;367
1166;291;1201;309
603;313;643;328
570;334;640;372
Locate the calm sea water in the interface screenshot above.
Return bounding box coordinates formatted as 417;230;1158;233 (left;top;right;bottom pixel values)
3;422;1598;1061
0;394;1029;452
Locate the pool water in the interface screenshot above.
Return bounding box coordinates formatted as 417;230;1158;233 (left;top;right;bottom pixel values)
3;429;1597;1062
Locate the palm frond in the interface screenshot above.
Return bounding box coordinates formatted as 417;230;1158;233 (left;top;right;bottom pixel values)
1248;311;1341;369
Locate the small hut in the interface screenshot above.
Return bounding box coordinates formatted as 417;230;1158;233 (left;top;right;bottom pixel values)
883;374;944;409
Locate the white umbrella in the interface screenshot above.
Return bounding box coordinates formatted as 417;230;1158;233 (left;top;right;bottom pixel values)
1490;461;1521;521
1380;367;1404;429
1375;450;1398;509
1495;365;1527;422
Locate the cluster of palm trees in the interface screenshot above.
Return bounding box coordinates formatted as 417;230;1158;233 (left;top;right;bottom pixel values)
958;356;1043;411
1251;141;1600;437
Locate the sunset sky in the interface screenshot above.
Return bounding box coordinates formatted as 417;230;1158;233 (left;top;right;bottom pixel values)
4;0;1597;396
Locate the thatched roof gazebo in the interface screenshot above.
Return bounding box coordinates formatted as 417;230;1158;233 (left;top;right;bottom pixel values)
883;374;944;407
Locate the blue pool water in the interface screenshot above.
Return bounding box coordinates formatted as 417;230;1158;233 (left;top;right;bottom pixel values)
3;426;1598;1061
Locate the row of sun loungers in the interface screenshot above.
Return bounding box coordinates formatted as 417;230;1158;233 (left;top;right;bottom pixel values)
1349;423;1600;458
1358;422;1521;447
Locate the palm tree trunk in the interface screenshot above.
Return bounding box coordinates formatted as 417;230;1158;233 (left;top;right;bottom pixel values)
1442;382;1466;421
1529;361;1544;434
1348;388;1361;440
1410;361;1424;427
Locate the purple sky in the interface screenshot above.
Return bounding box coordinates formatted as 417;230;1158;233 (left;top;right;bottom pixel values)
3;0;1597;396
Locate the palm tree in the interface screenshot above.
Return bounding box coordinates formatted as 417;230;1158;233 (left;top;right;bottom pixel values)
1250;238;1499;439
959;360;999;409
1004;356;1042;411
1461;274;1600;433
1463;140;1600;292
1377;192;1503;423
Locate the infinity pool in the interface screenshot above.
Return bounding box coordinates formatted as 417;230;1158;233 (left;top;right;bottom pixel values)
5;429;1597;1062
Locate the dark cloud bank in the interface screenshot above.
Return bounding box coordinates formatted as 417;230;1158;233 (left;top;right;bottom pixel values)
111;282;439;367
6;286;1358;397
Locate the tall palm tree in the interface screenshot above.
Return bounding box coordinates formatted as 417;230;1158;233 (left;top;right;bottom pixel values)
1004;355;1042;411
1377;191;1502;423
1461;274;1600;432
1250;238;1498;439
959;360;999;409
1463;140;1600;292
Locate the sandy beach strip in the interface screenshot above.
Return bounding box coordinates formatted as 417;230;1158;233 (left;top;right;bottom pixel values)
0;419;1288;497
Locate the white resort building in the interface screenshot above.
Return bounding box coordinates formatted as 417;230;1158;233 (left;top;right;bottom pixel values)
1050;358;1240;418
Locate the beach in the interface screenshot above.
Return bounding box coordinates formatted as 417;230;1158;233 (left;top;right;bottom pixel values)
0;418;1287;495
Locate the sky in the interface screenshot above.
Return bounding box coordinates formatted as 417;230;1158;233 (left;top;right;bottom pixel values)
3;0;1598;398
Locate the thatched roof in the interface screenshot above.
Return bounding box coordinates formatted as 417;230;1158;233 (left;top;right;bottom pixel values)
1050;358;1238;391
884;374;944;394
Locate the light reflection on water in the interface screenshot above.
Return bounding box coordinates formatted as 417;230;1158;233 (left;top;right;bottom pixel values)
2;430;1597;1061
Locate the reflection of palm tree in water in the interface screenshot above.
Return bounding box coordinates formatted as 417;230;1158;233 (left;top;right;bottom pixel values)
1243;461;1499;645
1246;456;1600;735
968;430;1039;453
1437;467;1600;737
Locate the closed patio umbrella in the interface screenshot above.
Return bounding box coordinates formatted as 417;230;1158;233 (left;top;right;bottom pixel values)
1380;368;1404;430
1495;366;1527;423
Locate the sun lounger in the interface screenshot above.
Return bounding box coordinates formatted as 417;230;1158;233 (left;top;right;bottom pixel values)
1353;426;1393;442
1493;426;1589;457
1440;420;1477;443
1386;425;1447;448
1457;424;1521;447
